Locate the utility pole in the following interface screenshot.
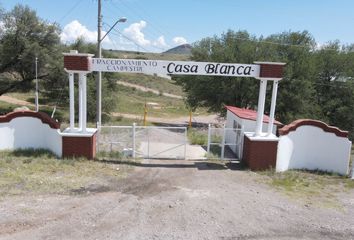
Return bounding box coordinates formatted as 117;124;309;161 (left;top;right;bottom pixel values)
96;1;126;128
96;0;102;127
35;57;39;112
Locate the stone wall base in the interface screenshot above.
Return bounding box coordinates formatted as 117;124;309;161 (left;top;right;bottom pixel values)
62;130;97;159
242;134;278;171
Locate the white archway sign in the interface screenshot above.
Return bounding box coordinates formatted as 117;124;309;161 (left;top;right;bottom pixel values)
63;51;285;139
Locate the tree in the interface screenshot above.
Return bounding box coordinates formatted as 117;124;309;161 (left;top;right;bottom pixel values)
263;31;322;123
0;5;117;123
0;5;62;96
174;30;321;124
313;42;354;139
174;30;260;114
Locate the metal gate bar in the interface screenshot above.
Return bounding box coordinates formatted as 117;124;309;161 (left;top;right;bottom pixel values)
98;124;187;159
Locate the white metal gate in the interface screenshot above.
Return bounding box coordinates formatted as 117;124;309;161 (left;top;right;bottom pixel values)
98;125;187;159
207;124;244;160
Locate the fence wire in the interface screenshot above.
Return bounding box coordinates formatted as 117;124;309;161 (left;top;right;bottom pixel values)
98;125;187;159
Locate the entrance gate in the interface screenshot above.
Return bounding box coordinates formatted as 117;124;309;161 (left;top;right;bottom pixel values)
63;51;285;161
207;125;244;161
98;125;187;159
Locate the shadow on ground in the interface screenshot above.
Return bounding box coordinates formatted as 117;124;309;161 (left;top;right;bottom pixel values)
94;158;247;171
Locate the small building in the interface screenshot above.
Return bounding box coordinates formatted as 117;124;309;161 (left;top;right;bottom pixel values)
224;106;282;158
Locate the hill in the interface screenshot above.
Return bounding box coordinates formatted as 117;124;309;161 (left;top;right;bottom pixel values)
163;44;192;55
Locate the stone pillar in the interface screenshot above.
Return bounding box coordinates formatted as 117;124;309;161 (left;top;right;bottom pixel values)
253;61;285;137
63;51;95;159
78;73;83;130
267;80;279;135
69;72;75;131
242;62;285;170
254;79;267;136
80;73;87;133
243;133;279;171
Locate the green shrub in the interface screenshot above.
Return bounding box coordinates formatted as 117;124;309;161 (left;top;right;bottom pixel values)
188;129;207;145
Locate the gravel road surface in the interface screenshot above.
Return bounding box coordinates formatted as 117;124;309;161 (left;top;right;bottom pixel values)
0;159;353;240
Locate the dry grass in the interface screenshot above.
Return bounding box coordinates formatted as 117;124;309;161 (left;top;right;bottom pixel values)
0;149;133;197
259;169;354;209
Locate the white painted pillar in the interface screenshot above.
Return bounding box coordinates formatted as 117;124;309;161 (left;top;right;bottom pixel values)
254;79;268;136
207;123;211;154
267;80;279;135
78;73;83;130
69;72;75;131
80;73;87;133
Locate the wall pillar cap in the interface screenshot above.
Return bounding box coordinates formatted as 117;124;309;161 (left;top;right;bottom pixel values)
254;61;286;80
63;52;95;57
61;127;97;137
245;132;279;142
254;61;286;65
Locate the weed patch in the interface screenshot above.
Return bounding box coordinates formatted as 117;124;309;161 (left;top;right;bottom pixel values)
0;150;133;197
188;129;207;145
259;169;354;208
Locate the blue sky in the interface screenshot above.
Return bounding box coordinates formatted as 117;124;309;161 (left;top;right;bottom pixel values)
2;0;354;52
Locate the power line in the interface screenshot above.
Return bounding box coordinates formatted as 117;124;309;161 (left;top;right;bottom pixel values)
57;0;85;24
109;0;168;38
107;0;174;45
103;22;151;52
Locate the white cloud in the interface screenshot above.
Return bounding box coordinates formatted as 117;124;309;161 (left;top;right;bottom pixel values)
60;20;110;44
173;36;187;45
123;21;150;46
153;36;169;48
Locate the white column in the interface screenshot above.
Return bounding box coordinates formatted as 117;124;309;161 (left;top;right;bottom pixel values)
132;123;136;158
267;80;279;136
69;73;75;131
80;73;87;133
207;123;211;154
78;73;83;130
254;79;268;136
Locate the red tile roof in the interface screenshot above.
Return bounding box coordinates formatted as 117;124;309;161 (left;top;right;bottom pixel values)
226;106;282;126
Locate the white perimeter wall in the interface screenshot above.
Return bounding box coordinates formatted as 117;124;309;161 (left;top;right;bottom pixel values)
0;117;62;157
276;125;351;175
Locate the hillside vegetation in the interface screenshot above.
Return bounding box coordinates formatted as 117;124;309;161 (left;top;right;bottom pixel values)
115;73;184;96
106;49;190;61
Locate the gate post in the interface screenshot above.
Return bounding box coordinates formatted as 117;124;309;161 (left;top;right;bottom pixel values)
267;80;279;135
207;123;211;154
62;51;96;159
184;127;187;160
69;72;75;131
147;127;150;159
132;123;136;158
221;124;226;160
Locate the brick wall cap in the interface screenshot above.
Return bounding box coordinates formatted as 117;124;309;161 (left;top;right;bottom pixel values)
254;61;286;66
61;127;97;137
279;119;348;138
0;111;60;129
244;132;279;142
63;52;95;57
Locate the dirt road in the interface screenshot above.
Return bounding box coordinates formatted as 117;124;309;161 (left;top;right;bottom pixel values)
0;95;33;106
117;81;183;99
0;159;353;240
112;112;224;127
